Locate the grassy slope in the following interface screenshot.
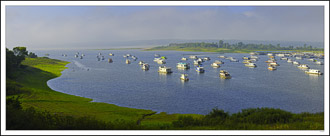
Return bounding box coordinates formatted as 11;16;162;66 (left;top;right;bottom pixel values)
12;57;194;126
144;46;324;54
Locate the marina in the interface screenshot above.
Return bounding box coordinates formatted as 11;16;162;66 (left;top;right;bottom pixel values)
38;49;324;115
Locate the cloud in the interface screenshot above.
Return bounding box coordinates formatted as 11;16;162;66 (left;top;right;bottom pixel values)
5;6;324;49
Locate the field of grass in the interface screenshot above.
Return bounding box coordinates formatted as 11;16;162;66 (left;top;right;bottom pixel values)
6;57;324;130
144;46;324;54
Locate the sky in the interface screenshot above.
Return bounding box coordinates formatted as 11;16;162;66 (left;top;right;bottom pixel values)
5;6;325;49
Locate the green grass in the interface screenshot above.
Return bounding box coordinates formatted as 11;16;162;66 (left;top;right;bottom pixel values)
7;57;194;128
6;57;324;130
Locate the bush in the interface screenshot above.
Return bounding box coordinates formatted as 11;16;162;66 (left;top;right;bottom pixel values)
231;108;293;124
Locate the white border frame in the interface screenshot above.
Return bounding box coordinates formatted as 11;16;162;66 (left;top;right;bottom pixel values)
1;1;329;135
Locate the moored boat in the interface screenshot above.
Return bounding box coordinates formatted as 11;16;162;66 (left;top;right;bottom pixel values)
293;61;300;65
297;64;309;69
138;61;144;65
203;57;211;61
195;66;205;73
268;66;276;71
305;69;322;75
315;61;323;65
245;63;257;67
194;60;202;65
177;62;190;69
214;60;224;64
142;63;150;70
268;62;279;66
180;74;189;81
108;58;113;63
211;63;220;68
243;60;252;64
219;70;231;79
157;59;166;64
125;59;131;64
181;57;187;61
158;66;172;73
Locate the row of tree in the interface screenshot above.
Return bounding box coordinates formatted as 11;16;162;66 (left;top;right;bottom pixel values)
6;47;37;78
168;40;323;51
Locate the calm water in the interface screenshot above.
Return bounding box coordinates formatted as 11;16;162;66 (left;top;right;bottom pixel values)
33;49;324;114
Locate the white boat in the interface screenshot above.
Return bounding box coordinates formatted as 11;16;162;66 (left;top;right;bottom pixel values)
219;70;231;79
203;57;211;61
250;58;258;62
250;52;257;55
74;54;78;58
180;74;189;81
177;62;190;69
211;63;220;68
109;53;114;56
158;66;172;73
138;61;144;65
268;66;276;71
296;56;302;60
195;66;205;73
293;61;300;65
132;56;138;60
315;61;323;65
250;56;259;59
280;57;288;60
214;60;224;64
125;59;131;64
245;63;257;67
242;56;250;60
267;53;273;56
197;58;204;62
226;57;233;60
287;59;293;63
157;59;166;64
268;62;279;66
230;58;239;62
297;64;309;69
154;58;162;62
305;69;322;75
189;55;197;59
218;55;226;58
193;60;201;65
142;63;149;70
181;57;187;61
308;59;316;62
243;60;252;64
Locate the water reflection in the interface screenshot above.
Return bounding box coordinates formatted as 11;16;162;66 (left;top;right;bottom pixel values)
307;74;321;81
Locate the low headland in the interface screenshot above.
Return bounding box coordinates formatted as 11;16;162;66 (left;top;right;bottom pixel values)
144;41;324;54
6;47;324;130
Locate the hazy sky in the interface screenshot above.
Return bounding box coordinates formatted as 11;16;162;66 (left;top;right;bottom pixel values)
5;6;324;49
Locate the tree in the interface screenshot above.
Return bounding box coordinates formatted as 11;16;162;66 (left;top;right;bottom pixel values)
28;52;38;58
12;47;28;68
218;40;224;48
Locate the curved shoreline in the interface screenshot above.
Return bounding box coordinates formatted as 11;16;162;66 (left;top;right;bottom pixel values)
17;57;199;125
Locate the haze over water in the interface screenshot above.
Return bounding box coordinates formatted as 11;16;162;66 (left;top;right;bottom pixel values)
33;49;324;114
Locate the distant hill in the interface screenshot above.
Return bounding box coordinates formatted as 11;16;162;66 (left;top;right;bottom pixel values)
96;39;324;49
